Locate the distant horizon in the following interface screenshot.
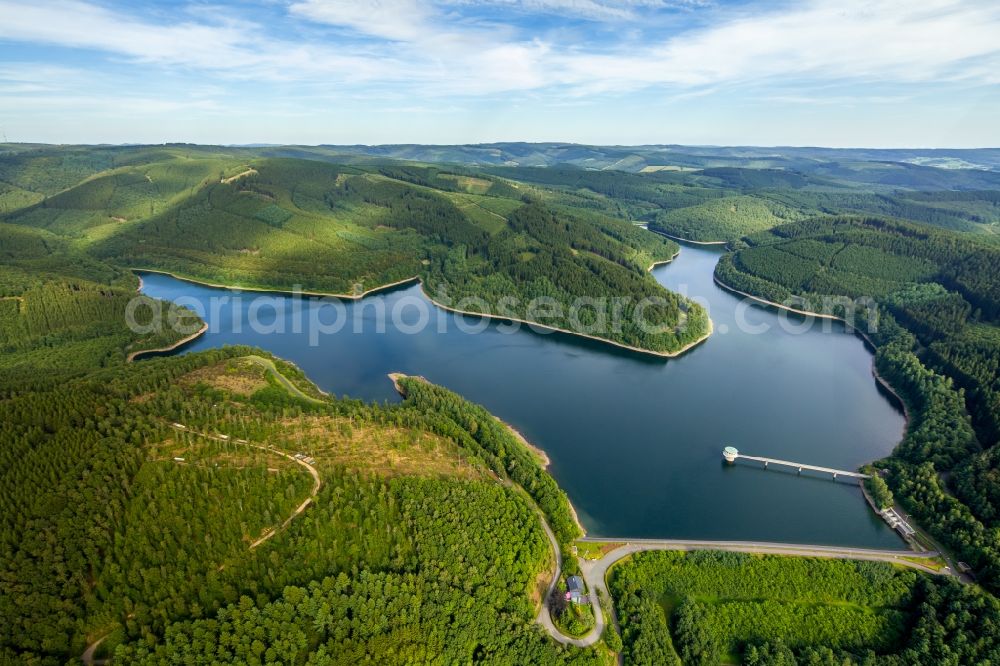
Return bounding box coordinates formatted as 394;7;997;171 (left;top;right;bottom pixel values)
5;141;1000;152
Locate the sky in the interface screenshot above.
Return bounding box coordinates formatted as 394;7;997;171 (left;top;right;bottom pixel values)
1;0;999;147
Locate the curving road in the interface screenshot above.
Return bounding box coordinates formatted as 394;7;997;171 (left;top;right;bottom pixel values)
538;537;943;649
81;634;108;666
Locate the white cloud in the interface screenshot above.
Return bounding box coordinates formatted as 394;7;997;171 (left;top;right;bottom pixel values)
546;0;1000;91
648;0;1000;86
441;0;708;21
0;92;223;114
289;0;433;41
0;0;998;100
290;0;705;33
0;1;249;68
0;0;403;81
766;94;913;106
286;0;1000;95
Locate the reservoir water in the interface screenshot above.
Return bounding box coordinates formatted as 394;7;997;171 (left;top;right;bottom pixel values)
139;244;906;548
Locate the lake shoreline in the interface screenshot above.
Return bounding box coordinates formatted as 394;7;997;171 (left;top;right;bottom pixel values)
713;274;912;437
127;322;209;363
422;287;713;359
129;267;421;300
135;249;905;548
871;365;912;437
420;247;712;360
647;247;681;271
131;250;714;360
388;372;551;467
387;372;583;534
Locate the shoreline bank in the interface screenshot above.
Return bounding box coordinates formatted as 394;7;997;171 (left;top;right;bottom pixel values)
646;247;681;271
127;322;209;362
503;422;552;469
422;286;713;359
872;365;912;436
388;372;585;535
388;371;551;468
130;267;421;300
713;273;912;438
131;251;714;360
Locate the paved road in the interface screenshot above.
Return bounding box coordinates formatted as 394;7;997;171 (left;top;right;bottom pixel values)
578;537;941;567
532;503;584;645
540;538;943;649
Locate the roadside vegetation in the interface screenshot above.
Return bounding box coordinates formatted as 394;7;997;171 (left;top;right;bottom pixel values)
610;550;1000;665
863;471;895;511
549;588;596;637
575;541;625;560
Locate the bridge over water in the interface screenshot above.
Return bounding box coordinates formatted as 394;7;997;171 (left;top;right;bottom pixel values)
723;446;871;480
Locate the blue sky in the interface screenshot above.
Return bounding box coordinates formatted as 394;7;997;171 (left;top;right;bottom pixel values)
1;0;998;147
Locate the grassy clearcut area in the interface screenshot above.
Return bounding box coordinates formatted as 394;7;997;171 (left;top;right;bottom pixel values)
611;550;1000;665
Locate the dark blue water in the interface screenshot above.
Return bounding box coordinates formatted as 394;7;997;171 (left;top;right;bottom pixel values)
139;244;906;547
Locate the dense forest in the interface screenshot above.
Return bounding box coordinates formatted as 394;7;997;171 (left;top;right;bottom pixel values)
423;201;710;353
610;550;1000;665
0;222;199;384
1;317;602;663
648;195;804;242
1;357;600;664
716;215;1000;593
488;162;1000;241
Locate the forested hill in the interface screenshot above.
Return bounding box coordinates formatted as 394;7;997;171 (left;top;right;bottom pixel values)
484;163;1000;242
2;347;605;664
0;219;602;663
716;215;1000;593
249;143;1000;173
0;222;200;384
1;147;711;355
